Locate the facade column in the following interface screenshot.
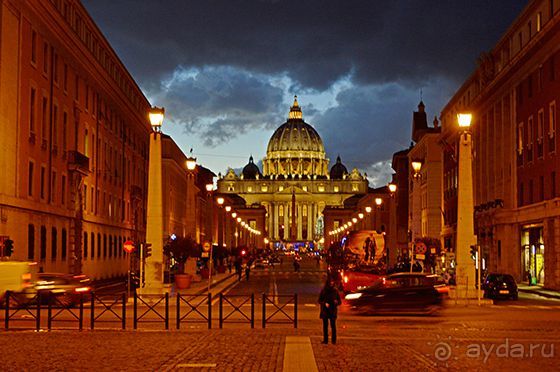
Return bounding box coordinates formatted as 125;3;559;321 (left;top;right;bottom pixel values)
283;202;289;240
307;203;313;240
297;203;303;240
273;203;279;240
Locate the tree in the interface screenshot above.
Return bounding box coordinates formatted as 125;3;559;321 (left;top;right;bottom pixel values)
164;236;200;273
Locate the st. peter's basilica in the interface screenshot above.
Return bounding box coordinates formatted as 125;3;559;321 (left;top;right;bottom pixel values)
216;97;369;243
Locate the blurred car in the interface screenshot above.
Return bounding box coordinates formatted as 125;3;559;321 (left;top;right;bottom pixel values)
482;273;518;300
339;266;383;293
25;273;93;307
344;273;444;315
268;256;281;266
426;274;450;296
253;258;269;268
0;261;38;306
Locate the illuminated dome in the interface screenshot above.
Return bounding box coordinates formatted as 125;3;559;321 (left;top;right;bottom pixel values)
329;156;348;179
263;97;329;178
242;155;261;179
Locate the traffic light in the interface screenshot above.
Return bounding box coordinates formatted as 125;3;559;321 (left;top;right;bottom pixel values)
4;239;13;257
241;249;246;256
470;245;477;261
144;243;152;258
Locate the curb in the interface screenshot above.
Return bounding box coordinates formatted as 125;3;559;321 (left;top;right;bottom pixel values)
191;273;237;296
518;288;560;300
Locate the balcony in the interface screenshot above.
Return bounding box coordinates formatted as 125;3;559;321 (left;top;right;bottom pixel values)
67;150;90;175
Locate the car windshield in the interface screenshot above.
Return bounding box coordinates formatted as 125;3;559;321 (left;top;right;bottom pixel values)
487;274;515;284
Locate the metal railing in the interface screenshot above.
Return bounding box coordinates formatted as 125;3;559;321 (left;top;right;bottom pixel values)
133;293;169;330
262;293;298;328
218;293;254;328
176;293;212;330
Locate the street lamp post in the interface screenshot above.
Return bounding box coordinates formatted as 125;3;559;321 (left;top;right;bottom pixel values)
456;113;477;299
143;106;165;294
410;160;422;274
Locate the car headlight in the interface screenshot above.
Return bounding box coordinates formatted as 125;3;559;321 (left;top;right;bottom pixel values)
345;293;362;300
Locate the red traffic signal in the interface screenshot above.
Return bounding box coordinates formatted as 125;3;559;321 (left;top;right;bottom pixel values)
241;249;246;256
123;240;135;253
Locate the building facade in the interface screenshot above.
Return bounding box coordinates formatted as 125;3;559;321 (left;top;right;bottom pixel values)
0;0;151;279
216;98;369;246
440;0;560;289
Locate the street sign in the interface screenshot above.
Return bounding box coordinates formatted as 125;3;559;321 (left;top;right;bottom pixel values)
201;252;209;258
415;254;425;260
123;240;135;253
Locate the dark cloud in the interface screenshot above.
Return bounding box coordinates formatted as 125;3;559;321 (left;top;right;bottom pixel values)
82;0;527;90
155;66;284;146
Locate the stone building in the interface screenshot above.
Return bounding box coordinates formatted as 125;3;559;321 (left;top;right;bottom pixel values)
0;0;151;279
216;97;369;246
440;0;560;289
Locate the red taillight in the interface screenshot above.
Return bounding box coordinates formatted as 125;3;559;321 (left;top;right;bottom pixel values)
75;286;91;293
436;286;449;294
343;276;348;283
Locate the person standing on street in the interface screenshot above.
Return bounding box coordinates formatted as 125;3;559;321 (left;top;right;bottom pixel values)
235;257;242;282
318;278;341;344
245;261;251;281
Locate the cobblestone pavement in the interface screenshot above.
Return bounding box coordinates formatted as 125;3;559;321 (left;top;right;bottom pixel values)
2;305;560;372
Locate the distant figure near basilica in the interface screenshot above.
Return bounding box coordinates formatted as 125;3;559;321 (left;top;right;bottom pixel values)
217;97;369;245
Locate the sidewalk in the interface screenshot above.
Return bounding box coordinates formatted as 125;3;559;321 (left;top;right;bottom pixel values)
170;270;238;296
518;284;560;300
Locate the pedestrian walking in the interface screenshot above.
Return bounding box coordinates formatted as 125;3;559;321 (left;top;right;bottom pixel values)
235;258;242;282
227;256;233;274
318;278;341;344
245;263;251;281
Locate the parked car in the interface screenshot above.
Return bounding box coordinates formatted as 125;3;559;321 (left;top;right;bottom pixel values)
482;273;518;300
0;261;38;307
344;273;444;315
24;273;93;307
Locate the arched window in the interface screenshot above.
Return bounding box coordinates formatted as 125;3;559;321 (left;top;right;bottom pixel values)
83;232;88;259
28;224;35;260
51;228;57;260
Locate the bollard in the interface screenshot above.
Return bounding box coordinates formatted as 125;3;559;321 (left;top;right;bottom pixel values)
90;292;95;330
5;291;10;330
79;295;84;331
251;293;255;329
262;293;266;328
219;293;223;329
36;293;41;332
294;294;298;329
133;292;137;330
176;294;181;330
165;293;169;330
47;296;52;331
122;293;126;330
207;293;212;329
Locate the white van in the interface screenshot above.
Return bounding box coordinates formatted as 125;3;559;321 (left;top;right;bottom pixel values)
0;261;38;305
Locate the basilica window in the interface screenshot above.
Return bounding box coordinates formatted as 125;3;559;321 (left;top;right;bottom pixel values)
247;186;253;193
279;205;284;217
302;186;307;192
318;185;325;192
333;186;339;192
261;185;268;192
278;186;284;192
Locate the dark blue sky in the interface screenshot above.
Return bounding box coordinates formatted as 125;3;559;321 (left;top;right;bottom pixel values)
82;0;528;185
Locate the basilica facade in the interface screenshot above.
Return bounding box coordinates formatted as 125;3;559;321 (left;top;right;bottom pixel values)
216;98;369;243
